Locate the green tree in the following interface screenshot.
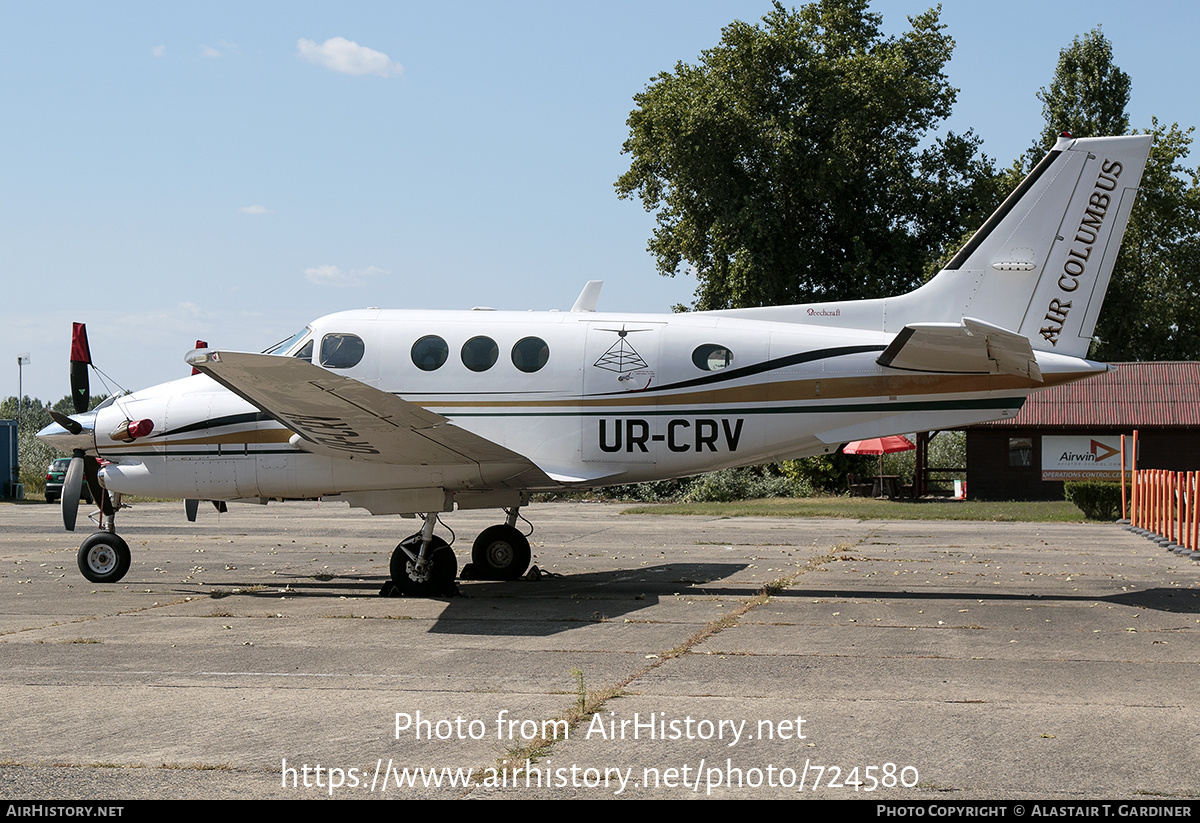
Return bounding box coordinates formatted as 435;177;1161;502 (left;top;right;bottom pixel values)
615;0;999;310
1035;26;1130;153
1021;27;1200;360
1092;120;1200;360
1;394;107;495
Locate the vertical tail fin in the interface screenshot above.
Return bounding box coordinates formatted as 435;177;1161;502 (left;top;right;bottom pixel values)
707;134;1151;361
921;134;1151;357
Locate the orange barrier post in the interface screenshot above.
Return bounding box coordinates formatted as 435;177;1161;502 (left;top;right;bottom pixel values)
1131;430;1140;528
1121;434;1127;521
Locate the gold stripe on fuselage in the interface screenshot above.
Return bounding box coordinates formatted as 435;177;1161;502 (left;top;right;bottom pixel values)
425;370;1080;410
96;427;294;452
93;370;1082;453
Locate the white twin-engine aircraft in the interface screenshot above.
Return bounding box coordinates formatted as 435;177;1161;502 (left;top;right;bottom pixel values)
39;134;1151;595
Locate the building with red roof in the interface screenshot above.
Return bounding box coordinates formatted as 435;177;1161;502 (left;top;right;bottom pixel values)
966;362;1200;500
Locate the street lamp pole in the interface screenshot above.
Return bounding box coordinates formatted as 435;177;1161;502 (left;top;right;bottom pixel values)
16;354;30;430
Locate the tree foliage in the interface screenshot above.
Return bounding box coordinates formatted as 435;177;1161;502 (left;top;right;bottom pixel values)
615;0;999;310
1;394;106;493
1022;27;1200;361
1035;27;1130;153
1093;121;1200;360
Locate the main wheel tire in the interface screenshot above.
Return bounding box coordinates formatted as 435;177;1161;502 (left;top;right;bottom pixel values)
471;525;531;580
390;535;457;596
77;533;131;584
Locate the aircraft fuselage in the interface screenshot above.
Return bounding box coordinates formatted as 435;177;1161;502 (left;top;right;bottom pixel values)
64;307;1102;503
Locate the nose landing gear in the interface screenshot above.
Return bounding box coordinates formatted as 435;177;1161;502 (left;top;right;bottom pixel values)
76;492;131;584
77;531;131;584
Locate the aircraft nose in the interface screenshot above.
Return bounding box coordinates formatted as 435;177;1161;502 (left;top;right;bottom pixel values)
37;411;96;453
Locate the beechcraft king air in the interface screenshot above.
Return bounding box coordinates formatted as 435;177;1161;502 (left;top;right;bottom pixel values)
39;134;1151;594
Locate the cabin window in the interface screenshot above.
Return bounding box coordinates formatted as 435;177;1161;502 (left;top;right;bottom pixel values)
320;333;364;369
412;335;449;371
461;336;499;372
512;336;550;373
265;327;311;356
692;344;734;371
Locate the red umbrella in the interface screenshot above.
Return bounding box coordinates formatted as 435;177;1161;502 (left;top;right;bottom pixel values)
843;435;915;456
844;436;916;480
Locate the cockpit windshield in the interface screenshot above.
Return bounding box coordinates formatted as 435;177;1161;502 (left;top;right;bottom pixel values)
264;327;312;356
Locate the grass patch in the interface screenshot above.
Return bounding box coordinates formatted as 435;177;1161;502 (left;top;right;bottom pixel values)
621;496;1087;522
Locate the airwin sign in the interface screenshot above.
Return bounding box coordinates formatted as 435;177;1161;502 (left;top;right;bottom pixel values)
1041;435;1126;481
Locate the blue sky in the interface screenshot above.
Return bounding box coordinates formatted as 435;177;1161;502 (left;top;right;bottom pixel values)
4;1;1198;402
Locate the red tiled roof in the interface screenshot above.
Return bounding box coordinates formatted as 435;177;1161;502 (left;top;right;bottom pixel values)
978;362;1200;428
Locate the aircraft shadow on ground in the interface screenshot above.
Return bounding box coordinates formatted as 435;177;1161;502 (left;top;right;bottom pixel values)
188;561;751;636
775;587;1200;614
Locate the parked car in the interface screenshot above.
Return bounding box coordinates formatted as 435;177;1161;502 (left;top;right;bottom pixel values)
44;457;93;504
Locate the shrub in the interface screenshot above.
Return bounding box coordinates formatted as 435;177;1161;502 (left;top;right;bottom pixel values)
681;467;810;503
1064;480;1127;521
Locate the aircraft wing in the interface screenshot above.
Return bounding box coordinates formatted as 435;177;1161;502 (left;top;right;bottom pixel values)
876;317;1043;381
186;350;553;484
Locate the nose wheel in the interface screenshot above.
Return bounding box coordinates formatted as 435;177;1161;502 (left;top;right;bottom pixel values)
77;532;131;583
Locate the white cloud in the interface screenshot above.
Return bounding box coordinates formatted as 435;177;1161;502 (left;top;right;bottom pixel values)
238;204;273;215
304;264;387;287
200;44;221;58
151;45;166;58
297;37;401;77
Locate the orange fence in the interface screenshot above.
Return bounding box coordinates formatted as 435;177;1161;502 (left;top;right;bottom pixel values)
1125;431;1200;557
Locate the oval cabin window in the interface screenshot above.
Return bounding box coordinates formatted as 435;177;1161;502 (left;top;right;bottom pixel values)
511;337;550;373
691;344;733;371
411;335;449;371
461;336;499;372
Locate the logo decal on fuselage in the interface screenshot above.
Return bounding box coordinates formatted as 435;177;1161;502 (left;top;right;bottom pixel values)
593;325;650;373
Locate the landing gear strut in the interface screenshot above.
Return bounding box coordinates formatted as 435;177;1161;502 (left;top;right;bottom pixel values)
389;513;458;596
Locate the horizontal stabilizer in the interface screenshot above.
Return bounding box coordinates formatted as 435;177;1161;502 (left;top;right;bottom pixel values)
877;317;1043;381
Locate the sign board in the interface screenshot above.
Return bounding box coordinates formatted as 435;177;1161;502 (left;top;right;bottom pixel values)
1041;435;1128;481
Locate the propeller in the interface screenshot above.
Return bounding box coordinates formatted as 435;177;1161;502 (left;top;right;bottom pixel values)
186;340;213;523
70;322;92;415
60;323;114;532
184;498;228;521
191;341;207;376
62;453;85;532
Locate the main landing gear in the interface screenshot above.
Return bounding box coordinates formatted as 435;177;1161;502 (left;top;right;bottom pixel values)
470;508;531;580
386;508;533;596
389;519;458;597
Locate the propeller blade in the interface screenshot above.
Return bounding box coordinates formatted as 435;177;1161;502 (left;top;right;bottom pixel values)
82;456;111;521
70;323;92;414
48;409;83;436
62;454;85;531
191;341;208;376
212;500;228;513
185;499;199;522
